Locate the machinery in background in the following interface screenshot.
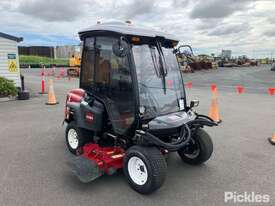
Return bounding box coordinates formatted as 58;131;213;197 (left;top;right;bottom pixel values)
176;46;216;73
67;54;81;77
218;56;258;68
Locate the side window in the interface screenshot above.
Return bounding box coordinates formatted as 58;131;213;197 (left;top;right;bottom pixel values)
95;37;132;96
81;37;95;88
95;37;135;133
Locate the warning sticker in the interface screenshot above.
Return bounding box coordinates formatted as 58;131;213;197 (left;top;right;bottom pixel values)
8;54;16;59
7;54;18;73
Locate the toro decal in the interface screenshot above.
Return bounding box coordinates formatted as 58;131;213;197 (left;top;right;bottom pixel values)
85;112;94;123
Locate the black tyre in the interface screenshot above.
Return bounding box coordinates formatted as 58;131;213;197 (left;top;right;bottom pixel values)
123;146;167;194
178;128;213;165
65;121;90;155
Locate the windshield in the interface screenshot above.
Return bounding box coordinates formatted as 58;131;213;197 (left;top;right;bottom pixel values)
133;44;185;119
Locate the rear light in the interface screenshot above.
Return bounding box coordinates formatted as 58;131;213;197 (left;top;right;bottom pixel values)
131;36;140;42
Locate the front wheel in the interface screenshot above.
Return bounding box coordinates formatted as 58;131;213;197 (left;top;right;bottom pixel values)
123;146;167;194
178;128;213;165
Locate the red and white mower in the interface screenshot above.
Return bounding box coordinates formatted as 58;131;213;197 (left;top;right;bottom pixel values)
64;21;218;194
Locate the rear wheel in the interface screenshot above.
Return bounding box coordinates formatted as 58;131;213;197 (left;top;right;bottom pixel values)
178;128;213;165
124;146;167;194
65;121;90;155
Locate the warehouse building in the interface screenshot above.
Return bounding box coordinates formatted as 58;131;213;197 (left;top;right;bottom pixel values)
0;32;23;87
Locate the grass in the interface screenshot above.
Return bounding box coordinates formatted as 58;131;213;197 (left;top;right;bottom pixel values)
19;55;69;66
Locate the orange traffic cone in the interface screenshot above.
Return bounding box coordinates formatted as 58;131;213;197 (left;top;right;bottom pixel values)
268;133;275;145
208;87;222;123
46;79;59;105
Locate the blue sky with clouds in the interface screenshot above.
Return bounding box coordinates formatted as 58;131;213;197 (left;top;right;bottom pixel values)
0;0;275;57
11;32;80;46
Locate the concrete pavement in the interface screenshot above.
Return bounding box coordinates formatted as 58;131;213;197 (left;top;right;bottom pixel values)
0;66;274;206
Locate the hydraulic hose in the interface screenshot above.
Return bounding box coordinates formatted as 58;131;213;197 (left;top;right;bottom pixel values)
170;125;187;145
141;123;192;152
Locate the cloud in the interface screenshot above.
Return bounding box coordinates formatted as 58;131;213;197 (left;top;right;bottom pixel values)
196;19;222;30
208;23;250;36
267;16;275;24
17;0;87;22
0;1;13;10
115;0;158;19
190;0;255;19
0;0;273;57
173;0;190;8
263;30;275;37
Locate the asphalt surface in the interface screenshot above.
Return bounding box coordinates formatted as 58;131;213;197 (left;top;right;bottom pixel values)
184;65;274;94
0;65;275;206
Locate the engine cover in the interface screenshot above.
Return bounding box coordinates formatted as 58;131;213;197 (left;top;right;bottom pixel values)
148;111;196;132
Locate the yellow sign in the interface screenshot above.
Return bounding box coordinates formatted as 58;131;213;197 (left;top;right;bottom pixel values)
7;54;18;73
8;60;18;72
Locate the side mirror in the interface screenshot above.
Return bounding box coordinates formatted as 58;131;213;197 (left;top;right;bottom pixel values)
190;100;199;108
112;37;129;57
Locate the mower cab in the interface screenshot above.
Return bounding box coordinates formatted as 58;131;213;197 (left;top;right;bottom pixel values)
64;21;218;194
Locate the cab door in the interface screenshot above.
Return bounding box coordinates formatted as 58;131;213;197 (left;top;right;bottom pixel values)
81;36;135;135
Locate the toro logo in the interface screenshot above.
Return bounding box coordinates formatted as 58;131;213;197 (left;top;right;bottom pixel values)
85;112;94;123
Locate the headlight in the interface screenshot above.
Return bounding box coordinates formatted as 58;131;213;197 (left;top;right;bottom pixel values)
190;100;199;108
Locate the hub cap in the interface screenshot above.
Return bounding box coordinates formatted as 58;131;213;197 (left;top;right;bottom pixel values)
128;156;148;185
68;128;79;149
184;138;200;159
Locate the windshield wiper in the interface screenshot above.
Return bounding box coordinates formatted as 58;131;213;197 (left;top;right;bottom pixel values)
156;41;168;94
150;47;161;78
156;41;168;76
149;42;168;94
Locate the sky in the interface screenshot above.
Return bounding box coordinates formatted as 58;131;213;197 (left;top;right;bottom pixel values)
0;0;275;58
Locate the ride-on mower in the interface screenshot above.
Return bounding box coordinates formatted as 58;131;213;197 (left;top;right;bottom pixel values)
64;21;219;194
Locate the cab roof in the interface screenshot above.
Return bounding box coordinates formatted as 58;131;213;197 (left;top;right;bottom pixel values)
78;21;179;43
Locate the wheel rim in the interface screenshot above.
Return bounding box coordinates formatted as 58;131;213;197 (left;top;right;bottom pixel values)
184;139;200;159
67;128;79;149
128;156;148;185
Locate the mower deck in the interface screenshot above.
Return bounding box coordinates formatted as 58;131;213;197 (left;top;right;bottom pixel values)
68;143;125;182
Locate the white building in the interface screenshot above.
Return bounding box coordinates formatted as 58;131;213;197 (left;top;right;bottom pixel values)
0;32;23;87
